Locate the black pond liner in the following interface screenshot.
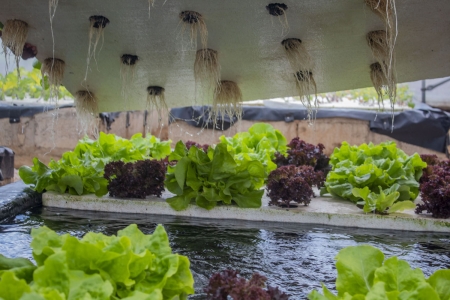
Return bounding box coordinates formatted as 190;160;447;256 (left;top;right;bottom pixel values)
266;3;288;16
170;104;450;154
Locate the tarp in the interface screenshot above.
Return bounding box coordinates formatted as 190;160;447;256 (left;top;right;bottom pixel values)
170;104;450;153
0;102;72;123
1;102;449;153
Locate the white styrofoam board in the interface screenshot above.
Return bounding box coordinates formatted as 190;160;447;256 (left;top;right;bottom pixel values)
1;0;450;112
43;190;450;233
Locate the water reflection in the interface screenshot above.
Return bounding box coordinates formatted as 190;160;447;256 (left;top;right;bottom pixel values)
0;207;449;299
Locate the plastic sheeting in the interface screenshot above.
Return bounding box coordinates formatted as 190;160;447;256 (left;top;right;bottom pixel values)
1;102;449;153
0;102;72;123
170;104;450;153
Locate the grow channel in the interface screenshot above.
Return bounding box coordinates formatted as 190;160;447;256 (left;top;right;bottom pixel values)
1;207;449;299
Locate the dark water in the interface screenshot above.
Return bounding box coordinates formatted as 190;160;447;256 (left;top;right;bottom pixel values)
1;207;450;299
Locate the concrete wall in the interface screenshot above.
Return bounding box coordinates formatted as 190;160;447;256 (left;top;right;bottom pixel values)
0;107;446;169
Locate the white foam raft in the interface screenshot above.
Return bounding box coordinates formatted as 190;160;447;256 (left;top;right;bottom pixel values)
43;190;450;233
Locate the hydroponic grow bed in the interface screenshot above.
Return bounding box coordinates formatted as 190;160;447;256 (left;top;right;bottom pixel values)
42;189;450;233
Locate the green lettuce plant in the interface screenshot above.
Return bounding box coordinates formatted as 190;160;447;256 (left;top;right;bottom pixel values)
219;123;288;175
308;245;450;300
0;224;194;300
321;141;426;214
165;141;266;211
19;133;172;196
0;67;72;101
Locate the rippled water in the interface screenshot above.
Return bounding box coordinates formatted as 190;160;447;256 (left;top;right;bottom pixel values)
1;207;449;299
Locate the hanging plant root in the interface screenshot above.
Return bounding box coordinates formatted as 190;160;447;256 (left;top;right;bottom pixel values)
84;16;110;81
266;3;288;16
41;58;65;87
119;55;139;98
281;38;312;71
146;86;168;113
294;70;318;124
211;80;243;129
179;11;208;49
267;3;289;35
365;0;397;90
281;38;317;123
146;86;169;133
1;19;29;77
366;30;390;71
194;48;220;92
41;58;65;102
365;0;395;22
75;91;99;133
370;62;387;99
1;19;28;57
370;62;396;129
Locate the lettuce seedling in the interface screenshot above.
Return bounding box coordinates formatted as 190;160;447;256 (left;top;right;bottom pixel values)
19;133;171;197
0;224;194;299
267;165;324;207
205;269;289;300
219;123;288;175
416;156;450;218
104;159;165;199
308;245;450;300
274;137;330;175
165;141;266;211
322;141;426;214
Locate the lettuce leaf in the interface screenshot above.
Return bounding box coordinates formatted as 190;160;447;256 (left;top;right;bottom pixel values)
0;224;194;300
323;141;426;213
308;245;447;300
165;141;265;211
19;133;171;197
219;123;287;175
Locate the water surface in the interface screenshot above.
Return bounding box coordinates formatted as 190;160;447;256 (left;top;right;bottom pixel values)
1;207;449;299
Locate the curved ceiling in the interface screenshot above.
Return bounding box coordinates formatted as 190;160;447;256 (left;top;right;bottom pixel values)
1;0;449;112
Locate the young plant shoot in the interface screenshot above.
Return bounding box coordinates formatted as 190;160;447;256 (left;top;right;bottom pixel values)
266;3;289;36
179;10;208;49
212;80;243;129
84;15;110;81
1;19;29;78
74;90;98;134
120;54;139;99
194;48;220;100
281;38;317;124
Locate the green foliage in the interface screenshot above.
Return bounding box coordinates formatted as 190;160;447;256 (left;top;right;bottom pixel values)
0;68;72;101
165;141;266;211
320;85;415;108
321;141;426;214
219;123;288;175
308;245;450;300
0;224;194;300
19;133;172;196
